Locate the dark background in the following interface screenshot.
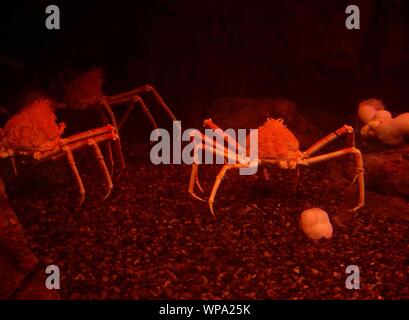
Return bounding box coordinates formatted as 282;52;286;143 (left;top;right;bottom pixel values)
0;0;408;124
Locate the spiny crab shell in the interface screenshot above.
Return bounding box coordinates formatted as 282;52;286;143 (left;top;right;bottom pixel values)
1;100;64;154
247;118;302;169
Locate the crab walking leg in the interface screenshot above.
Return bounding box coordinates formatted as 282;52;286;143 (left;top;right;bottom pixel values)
67;133;125;174
188;130;239;194
89;139;113;200
98;109;115;176
301;147;365;211
58;124;125;174
116;100;135;129
189;130;233;156
110;85;177;121
188;141;243;201
303;125;355;158
64;125;118;145
196;136;245;187
112;136;126;174
195;175;205;193
188;143;212;201
41;127;120;159
203;119;246;156
108;85;177;123
145;85;177;121
45;133;125;180
64;147;85;206
100;98;120;133
105;141;114;177
208;162;252;216
208;164;230;216
117;95;158;130
188;162;205;202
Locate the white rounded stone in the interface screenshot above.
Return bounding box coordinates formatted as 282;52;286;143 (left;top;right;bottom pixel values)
300;208;333;240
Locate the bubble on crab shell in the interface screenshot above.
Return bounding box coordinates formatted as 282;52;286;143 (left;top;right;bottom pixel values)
300;208;333;240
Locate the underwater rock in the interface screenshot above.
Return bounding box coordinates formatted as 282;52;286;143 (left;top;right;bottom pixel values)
365;191;409;221
0;177;38;299
300;208;333;240
364;145;409;198
358;99;409;145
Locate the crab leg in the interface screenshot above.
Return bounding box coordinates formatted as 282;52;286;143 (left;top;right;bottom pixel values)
117;95;158;130
64;146;85;206
98;101;126;173
301;147;365;211
68;131;125;174
203;118;246;156
188;121;252;201
98;108;115;177
188;142;218;201
40;131;123;204
107;85;177;127
303;125;355;158
112;135;126;174
195;175;205;192
188;141;244;201
98;109;114;177
189;130;232;156
41;126;125;175
208;163;253;216
64;125;117;145
208;164;230;216
105;141;114;177
188;162;205;202
42;130;119;160
89;139;113;200
99;98;120;133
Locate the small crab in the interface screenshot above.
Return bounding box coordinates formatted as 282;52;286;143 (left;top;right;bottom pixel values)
0;99;125;205
58;68;177;131
188;118;365;215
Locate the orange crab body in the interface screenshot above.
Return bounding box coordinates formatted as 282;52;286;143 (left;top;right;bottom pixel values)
1;100;63;154
247;118;302;168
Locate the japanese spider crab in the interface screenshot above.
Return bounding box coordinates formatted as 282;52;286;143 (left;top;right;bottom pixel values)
188;118;365;215
0;99;125;205
58;68;177;131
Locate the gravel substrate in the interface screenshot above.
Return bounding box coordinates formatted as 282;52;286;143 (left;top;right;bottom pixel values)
1;140;408;300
